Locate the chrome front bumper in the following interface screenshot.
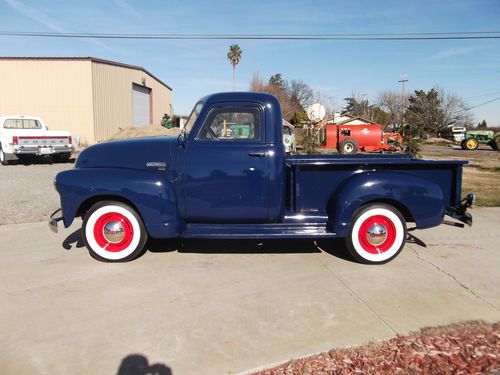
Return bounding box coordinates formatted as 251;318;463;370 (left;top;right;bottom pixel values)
49;208;63;233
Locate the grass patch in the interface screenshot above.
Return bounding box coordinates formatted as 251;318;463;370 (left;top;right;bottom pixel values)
472;197;500;206
472;165;500;173
462;167;500;207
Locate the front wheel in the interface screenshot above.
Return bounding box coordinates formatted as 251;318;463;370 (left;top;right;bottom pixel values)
462;137;479;150
82;201;148;262
346;204;407;264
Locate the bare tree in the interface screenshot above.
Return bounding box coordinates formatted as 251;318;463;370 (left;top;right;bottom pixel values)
249;73;315;123
250;72;265;92
436;87;473;131
288;80;314;109
378;90;406;131
314;90;336;119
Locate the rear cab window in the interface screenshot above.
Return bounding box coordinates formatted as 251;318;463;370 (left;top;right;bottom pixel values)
3;119;42;129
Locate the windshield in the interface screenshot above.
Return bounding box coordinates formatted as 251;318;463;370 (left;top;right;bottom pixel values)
183;101;204;135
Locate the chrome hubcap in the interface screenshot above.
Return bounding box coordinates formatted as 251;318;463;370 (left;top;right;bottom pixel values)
366;223;387;245
103;221;125;243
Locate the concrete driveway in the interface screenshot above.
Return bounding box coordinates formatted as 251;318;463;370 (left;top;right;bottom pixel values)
0;208;499;374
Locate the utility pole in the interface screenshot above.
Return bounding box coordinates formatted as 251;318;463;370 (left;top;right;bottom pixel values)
361;93;368;119
398;73;409;107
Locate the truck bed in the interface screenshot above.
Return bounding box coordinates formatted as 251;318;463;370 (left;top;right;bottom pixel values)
286;153;467;216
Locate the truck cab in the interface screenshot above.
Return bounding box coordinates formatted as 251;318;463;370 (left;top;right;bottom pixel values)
51;92;473;264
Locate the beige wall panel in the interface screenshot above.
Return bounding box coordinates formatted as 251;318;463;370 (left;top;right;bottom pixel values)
91;62;172;142
0;60;95;145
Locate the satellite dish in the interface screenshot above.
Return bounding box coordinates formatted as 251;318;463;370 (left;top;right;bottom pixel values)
306;103;326;123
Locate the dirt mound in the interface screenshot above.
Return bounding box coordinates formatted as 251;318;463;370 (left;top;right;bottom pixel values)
110;125;181;140
422;137;454;146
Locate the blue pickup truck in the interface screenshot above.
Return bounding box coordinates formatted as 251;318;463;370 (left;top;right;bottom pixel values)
50;92;473;264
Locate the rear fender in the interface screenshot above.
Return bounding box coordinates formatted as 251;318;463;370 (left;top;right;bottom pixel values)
328;171;444;236
55;168;183;238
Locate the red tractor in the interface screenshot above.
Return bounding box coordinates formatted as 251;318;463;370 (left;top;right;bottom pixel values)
320;123;403;154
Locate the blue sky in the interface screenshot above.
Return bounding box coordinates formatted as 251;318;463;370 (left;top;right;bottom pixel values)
1;0;500;125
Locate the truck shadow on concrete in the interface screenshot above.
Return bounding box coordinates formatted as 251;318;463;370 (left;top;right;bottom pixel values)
62;229;85;250
62;229;356;262
117;354;172;375
145;237;356;262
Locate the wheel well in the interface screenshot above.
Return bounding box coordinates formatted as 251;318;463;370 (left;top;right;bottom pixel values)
362;199;414;223
76;195;141;219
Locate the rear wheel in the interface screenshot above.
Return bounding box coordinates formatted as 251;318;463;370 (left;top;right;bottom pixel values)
82;201;148;262
346;204;407;264
462;137;479;150
0;150;11;165
339;138;359;154
488;139;498;151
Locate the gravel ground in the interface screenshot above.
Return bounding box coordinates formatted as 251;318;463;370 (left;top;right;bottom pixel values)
0;159;74;225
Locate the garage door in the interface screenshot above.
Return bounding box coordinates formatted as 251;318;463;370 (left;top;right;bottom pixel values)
132;84;151;126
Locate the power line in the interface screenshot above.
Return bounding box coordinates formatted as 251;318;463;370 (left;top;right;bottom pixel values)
465;91;500;100
1;31;500;40
467;96;500;110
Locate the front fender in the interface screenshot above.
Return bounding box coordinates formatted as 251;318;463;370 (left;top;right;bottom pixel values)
55;168;183;238
328;171;444;236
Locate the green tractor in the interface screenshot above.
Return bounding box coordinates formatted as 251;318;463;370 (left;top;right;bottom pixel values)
461;130;498;151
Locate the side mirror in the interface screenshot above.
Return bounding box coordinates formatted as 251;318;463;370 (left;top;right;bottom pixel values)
177;133;186;149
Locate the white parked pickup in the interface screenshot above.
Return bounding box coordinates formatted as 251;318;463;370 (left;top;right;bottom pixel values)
0;116;74;165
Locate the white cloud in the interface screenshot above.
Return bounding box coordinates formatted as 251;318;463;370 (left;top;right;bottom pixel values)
113;0;142;20
2;0;113;51
429;47;480;61
3;0;67;33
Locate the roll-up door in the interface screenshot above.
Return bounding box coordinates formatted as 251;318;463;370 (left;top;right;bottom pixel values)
132;84;151;126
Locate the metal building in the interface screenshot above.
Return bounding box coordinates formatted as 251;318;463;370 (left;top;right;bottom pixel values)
0;57;173;145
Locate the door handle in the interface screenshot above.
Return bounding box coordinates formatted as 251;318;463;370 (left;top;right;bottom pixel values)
248;151;267;157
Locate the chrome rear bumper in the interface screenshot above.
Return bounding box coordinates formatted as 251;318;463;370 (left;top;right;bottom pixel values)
444;193;474;227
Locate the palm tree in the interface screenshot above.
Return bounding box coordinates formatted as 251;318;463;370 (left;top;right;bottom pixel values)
227;44;242;91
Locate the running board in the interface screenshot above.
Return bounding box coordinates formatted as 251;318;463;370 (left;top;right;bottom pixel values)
182;222;336;239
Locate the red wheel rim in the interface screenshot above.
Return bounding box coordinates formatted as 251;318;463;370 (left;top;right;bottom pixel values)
93;212;134;252
358;215;396;254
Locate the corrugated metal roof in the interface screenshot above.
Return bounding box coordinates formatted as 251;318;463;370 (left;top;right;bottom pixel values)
0;56;172;91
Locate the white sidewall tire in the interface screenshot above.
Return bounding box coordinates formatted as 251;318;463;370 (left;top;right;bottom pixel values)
85;205;142;261
349;206;406;263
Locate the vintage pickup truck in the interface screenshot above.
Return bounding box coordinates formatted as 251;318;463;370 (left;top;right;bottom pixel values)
50;92;473;264
0;116;73;165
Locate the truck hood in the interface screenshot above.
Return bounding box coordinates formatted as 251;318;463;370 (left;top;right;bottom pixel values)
75;136;178;171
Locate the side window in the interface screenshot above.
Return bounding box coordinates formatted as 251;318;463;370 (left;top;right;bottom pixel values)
341;129;351;136
197;106;261;141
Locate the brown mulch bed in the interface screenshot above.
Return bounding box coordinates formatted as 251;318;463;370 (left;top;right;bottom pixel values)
253;321;499;375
